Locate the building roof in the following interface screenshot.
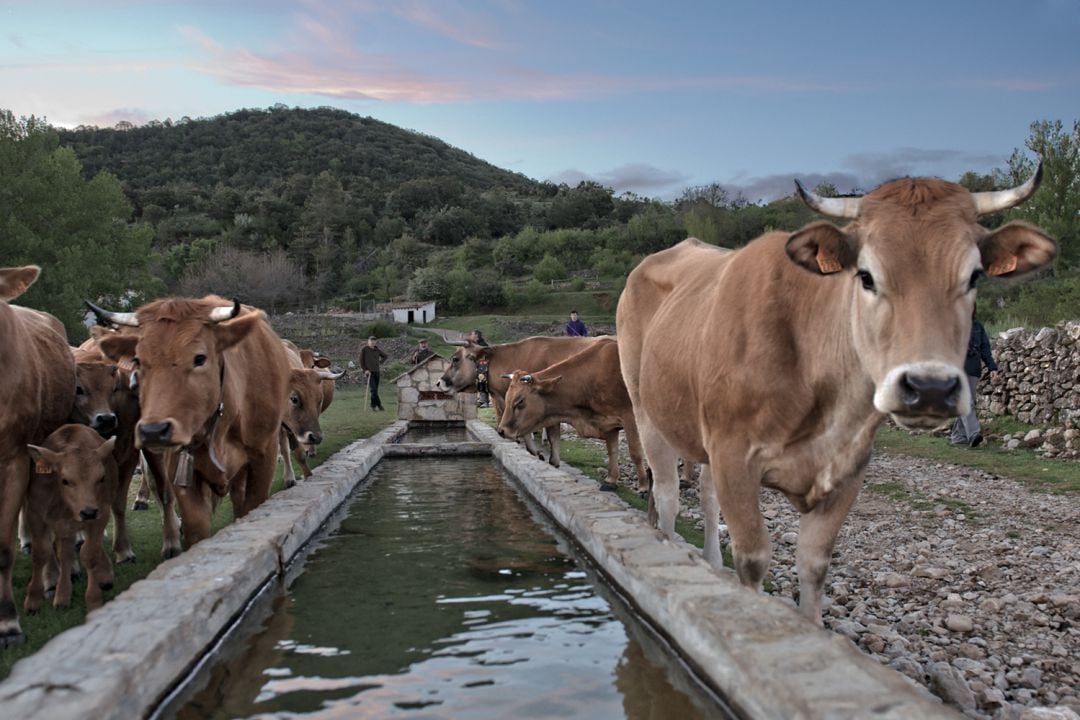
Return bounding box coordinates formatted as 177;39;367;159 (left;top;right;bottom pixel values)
375;300;435;311
391;352;447;383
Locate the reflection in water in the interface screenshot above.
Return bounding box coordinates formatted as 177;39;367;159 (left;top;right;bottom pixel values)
396;424;471;444
173;458;726;720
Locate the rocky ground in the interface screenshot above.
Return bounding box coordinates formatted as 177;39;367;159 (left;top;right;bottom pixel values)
584;434;1080;719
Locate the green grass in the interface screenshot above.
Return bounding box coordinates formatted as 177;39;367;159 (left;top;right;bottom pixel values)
0;386;393;679
874;422;1080;495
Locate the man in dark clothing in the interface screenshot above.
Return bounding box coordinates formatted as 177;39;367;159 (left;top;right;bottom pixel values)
410;338;434;365
360;336;389;411
950;312;998;447
466;330;491;406
565;310;588;337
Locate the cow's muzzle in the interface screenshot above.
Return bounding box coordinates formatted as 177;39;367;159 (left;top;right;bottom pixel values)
875;363;968;428
899;372;962;414
138;420;174;446
91;413;118;436
79;507;99;521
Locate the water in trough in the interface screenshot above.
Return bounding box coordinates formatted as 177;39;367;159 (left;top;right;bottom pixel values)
171;455;727;719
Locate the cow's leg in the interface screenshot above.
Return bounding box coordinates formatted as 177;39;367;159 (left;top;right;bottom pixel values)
0;455;29;646
622;422;649;495
279;428;297;489
546;424;562;467
229;466;249;518
796;474;863;626
17;510;31;555
638;419;679;536
22;511;49;613
708;451;770;592
242;445;278;516
144;452;182;558
175;481;213;547
599;431;620;491
132;455;152;510
522;432;543;460
111;452;139;563
81;519;112;611
296;451;313;479
699;463;723;571
53;534;75;609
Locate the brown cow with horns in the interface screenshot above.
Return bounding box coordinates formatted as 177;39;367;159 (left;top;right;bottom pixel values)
89;295;290;548
617;165;1057;624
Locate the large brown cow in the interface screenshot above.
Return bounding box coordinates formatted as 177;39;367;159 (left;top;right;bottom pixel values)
439;336;597;464
91;296;290;547
0;266;75;647
24;424;117;613
279;340;343;488
617;168;1056;624
496;337;648;494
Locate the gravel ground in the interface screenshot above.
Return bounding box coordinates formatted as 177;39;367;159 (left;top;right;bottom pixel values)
563;428;1080;720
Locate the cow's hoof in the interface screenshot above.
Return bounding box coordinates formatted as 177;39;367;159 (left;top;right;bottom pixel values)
19;542;30;556
132;499;150;511
162;546;182;560
0;626;26;648
599;482;618;492
99;581;114;592
70;569;84;582
283;479;296;490
117;552;136;564
536;453;546;462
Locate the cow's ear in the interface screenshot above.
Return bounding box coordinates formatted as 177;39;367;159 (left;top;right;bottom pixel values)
0;265;40;301
97;437;117;461
313;357;332;369
537;376;562;394
212;311;263;350
27;444;59;474
979;222;1057;277
785;221;858;275
98;334;139;363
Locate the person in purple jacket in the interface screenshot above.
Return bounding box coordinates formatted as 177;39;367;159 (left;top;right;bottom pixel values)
564;310;588;337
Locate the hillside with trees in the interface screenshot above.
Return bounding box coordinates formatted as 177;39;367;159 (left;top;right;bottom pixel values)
2;106;1078;337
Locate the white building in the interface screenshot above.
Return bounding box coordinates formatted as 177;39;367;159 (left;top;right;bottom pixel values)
376;300;436;324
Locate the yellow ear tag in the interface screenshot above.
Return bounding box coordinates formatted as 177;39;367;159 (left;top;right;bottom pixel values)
34;460;52;474
816;252;843;274
987;256;1018;276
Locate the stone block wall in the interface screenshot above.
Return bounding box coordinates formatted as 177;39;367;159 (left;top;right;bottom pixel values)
978;322;1080;426
395;356;477;422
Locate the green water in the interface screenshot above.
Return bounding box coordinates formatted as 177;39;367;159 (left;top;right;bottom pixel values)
173;457;726;719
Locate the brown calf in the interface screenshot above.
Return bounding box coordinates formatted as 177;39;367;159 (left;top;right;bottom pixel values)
24;425;117;613
0;266;75;647
497;337;648;494
279;340;343;488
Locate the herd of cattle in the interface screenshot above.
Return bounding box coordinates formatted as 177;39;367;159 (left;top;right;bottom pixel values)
0;166;1057;652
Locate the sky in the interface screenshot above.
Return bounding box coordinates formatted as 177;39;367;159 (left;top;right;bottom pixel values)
2;0;1079;201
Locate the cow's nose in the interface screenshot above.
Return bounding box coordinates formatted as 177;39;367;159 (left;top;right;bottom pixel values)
306;432;323;445
899;373;962;414
139;421;173;445
496;428;505;437
80;507;99;521
92;413;118;435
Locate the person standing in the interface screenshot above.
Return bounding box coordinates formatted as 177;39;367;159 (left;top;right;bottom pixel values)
565;310;588;337
467;330;491;407
410;338;434;365
360;336;389;411
950;310;998;447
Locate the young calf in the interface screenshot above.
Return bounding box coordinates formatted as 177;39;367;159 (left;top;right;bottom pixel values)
497;337;648;494
24;425;118;613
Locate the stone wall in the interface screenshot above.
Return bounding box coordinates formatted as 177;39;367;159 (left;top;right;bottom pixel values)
395;356;476;422
979;322;1080;426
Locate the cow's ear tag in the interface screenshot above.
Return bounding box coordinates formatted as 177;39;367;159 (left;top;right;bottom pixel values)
34;459;52;475
816;251;843;274
987;255;1018;276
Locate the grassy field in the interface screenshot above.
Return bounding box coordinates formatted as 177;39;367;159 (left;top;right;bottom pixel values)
0;386;394;680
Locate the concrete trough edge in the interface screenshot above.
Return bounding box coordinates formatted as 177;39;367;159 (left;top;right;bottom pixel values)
0;421;408;720
468;420;959;720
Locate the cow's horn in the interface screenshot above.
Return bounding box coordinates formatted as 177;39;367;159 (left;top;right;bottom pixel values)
84;299;139;327
794;179;861;219
501;373;515;379
208;299;242;323
448;340;468;346
972;162;1042;216
317;369;345;380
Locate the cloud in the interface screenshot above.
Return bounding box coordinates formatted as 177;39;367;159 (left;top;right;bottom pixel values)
77;107;156;128
548;164;690;196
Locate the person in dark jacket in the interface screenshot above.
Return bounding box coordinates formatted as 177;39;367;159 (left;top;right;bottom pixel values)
360;336;389;411
409;338;434;366
467;330;491;406
565;310;588;337
950;310;998;447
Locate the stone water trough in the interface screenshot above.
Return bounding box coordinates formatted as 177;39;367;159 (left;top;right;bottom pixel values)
0;420;959;719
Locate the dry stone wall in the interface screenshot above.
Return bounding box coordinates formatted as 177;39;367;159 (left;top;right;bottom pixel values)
978;322;1080;427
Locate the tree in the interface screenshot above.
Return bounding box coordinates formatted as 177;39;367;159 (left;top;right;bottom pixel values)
0;110;155;338
533;253;566;284
180;245;306;311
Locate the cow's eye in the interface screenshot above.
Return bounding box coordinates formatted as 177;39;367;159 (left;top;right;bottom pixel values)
514;400;525;411
968;269;984;291
75;384;86;396
193;354;207;368
61;478;71;487
98;475;105;485
856;269;876;293
290;393;300;406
